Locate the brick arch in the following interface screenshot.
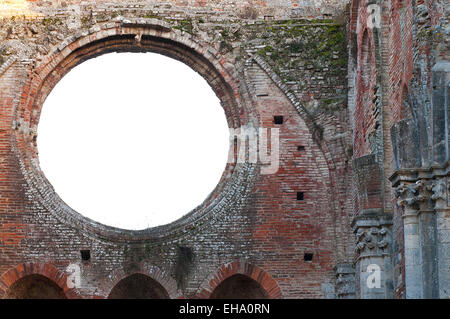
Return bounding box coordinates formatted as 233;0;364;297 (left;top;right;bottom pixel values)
23;22;251;136
0;263;80;299
359;28;375;88
349;0;361;36
354;27;377;158
196;260;282;299
12;21;258;243
104;263;181;299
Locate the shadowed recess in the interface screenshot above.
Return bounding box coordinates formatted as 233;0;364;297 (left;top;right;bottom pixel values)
210;274;269;299
108;274;170;299
4;275;66;299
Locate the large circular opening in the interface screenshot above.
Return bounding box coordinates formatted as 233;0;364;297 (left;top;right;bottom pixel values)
38;52;230;230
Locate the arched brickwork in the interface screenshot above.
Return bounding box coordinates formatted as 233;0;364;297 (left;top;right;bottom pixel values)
354;27;377;159
108;274;169;299
0;0;446;300
195;261;282;299
0;1;362;299
12;22;258;242
0;263;79;299
210;274;269;299
104;263;181;299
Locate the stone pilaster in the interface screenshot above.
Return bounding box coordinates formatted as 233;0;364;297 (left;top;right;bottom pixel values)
394;179;436;298
391;166;450;299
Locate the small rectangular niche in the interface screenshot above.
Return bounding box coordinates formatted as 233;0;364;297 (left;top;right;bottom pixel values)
274;116;284;125
297;192;304;201
304;253;314;262
297;145;305;152
80;250;91;262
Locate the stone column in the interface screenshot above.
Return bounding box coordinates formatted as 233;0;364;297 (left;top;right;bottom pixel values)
417;180;439;298
432;177;450;298
394;176;449;299
352;209;393;299
431;61;450;298
395;180;425;298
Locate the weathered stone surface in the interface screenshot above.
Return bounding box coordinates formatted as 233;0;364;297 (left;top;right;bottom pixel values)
0;0;448;299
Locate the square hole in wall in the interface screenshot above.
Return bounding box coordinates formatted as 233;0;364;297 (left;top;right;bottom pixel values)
274;116;284;125
80;250;91;262
304;253;314;262
297;192;304;201
297;145;305;152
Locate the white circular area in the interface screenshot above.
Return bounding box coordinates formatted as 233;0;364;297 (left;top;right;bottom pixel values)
38;52;230;230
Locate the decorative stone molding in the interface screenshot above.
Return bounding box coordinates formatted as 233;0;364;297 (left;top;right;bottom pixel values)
352;209;393;259
431;177;449;208
389;162;450;186
394;182;417;208
392;172;449;212
356;227;388;252
355;225;390;255
390;163;450;299
395;180;432;209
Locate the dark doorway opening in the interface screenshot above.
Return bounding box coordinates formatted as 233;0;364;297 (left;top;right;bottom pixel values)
210;274;269;299
108;274;169;299
4;275;66;299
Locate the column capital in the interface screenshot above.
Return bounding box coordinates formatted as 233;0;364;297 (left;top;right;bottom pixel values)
394;180;434;217
352;209;393;259
431;177;449;210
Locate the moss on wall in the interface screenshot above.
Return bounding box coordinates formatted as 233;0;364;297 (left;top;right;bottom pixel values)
241;19;348;113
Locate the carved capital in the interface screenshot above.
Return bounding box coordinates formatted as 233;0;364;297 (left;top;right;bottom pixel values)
355;225;391;255
432;177;449;209
352;210;393;258
431;178;447;200
395;180;433;211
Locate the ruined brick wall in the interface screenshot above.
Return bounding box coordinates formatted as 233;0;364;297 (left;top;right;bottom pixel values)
2;0;446;300
383;0;448;299
1;0;350;20
0;0;354;299
350;0;449;299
